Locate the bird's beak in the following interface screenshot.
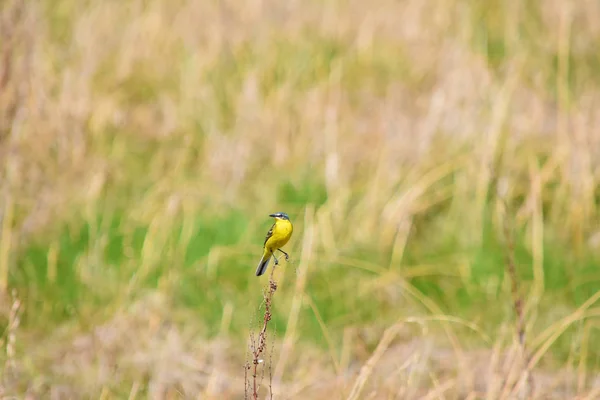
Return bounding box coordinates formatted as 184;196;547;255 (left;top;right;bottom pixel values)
269;213;277;218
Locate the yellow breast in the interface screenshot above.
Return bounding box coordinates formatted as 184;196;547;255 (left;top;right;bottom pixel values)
266;219;293;250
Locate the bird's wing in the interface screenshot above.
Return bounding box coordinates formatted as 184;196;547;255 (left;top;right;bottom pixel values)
263;222;275;246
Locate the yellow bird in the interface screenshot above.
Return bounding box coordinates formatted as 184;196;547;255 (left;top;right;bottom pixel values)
256;212;293;276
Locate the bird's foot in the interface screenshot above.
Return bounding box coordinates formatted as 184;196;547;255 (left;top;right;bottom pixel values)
277;249;290;261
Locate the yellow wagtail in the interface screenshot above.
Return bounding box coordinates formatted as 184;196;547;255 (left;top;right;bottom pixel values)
256;212;293;276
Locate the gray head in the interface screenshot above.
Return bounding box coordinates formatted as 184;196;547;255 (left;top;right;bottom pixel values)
269;212;290;220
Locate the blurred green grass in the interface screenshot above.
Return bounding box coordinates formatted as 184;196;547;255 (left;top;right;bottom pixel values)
10;191;600;360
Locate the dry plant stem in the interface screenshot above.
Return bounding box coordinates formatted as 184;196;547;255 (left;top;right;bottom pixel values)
501;205;525;350
251;266;278;400
5;289;21;377
498;198;533;398
244;360;249;399
268;330;275;400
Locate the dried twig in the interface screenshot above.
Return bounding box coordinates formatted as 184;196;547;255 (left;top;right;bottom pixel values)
246;266;278;400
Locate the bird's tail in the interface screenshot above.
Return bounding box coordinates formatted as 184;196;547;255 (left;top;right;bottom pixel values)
255;249;272;276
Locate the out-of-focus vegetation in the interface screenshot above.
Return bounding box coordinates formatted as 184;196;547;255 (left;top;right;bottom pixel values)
1;0;600;398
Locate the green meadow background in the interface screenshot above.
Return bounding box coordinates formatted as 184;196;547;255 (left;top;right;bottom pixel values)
2;0;600;398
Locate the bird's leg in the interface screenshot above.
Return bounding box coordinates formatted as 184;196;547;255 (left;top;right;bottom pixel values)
277;249;290;261
273;254;280;265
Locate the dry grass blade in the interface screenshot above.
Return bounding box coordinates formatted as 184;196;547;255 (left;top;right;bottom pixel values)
304;294;341;375
422;379;455;400
346;323;404;400
529;290;600;370
0;196;13;294
4;289;21;379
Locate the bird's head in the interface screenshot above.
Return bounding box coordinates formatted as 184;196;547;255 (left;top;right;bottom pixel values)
269;212;290;221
